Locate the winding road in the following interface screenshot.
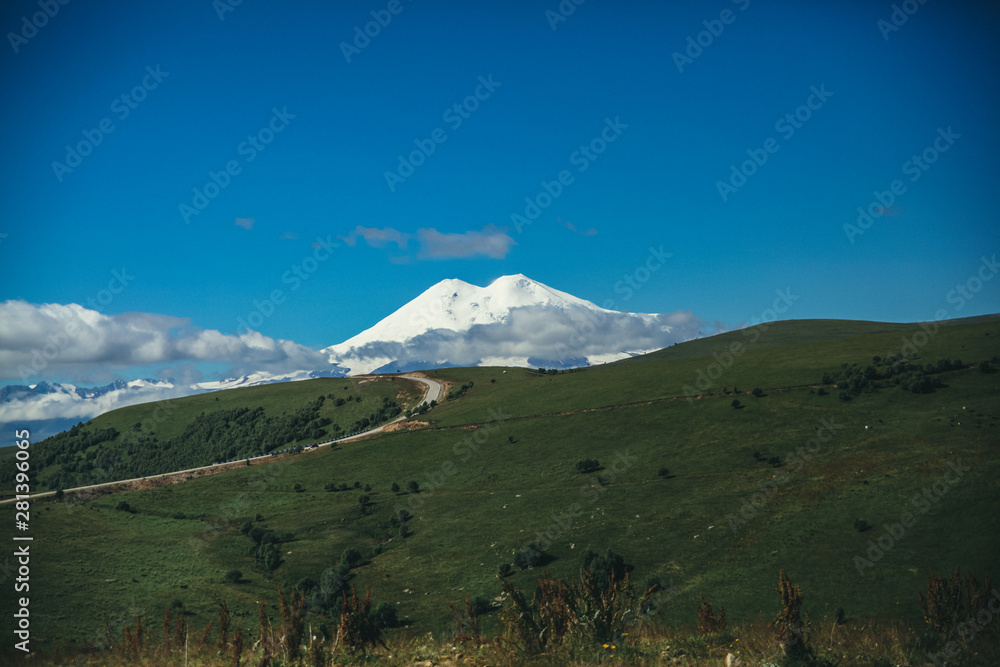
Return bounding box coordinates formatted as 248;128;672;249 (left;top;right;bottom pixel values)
0;373;445;505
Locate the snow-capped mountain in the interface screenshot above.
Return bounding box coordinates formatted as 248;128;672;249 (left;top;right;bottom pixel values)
194;368;345;391
324;274;704;374
0;378;185;440
1;274;707;436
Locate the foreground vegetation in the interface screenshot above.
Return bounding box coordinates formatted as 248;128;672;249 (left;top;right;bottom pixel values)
29;566;1000;666
2;316;998;665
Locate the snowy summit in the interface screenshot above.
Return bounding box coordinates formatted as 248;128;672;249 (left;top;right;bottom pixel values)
324;274;705;375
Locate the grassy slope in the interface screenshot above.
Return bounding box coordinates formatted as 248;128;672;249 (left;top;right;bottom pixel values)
15;375;424;492
2;318;999;658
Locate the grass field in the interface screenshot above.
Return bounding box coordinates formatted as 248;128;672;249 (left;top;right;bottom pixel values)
2;317;998;665
1;375;426;495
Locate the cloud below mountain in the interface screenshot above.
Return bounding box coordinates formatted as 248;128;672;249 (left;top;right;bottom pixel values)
332;304;706;373
0;300;329;383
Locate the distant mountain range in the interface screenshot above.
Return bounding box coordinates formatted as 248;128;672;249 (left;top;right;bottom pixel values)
1;274;707;438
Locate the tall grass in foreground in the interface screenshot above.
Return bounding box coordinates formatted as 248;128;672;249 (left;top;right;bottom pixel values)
19;567;999;666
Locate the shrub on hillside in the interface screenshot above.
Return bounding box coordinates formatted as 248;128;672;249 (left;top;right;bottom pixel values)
513;542;550;570
341;547;364;569
581;549;632;591
223;569;242;584
370;601;400;630
575;459;600;473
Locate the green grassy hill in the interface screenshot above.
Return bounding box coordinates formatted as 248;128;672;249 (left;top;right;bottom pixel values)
2;317;999;662
0;375;425;496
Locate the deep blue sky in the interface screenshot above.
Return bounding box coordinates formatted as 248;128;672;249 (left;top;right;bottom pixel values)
2;0;999;383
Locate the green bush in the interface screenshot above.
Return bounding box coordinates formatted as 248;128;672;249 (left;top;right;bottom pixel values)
341;547;364;569
223;569;242;583
370;601;399;629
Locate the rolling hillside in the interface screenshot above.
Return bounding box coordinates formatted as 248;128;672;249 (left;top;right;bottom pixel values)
2;316;999;663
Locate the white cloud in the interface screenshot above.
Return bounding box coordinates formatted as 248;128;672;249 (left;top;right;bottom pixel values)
340;225;411;250
417;224;515;260
0;382;190;424
339;224;515;260
0;300;331;383
333;305;708;373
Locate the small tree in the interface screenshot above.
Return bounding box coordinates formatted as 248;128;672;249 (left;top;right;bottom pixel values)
657;467;671;478
731;399;742;409
406;480;420;494
341;547;363;569
575;459;600;473
390;482;400;493
752;387;764;397
223;569;242;584
370;601;399;630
